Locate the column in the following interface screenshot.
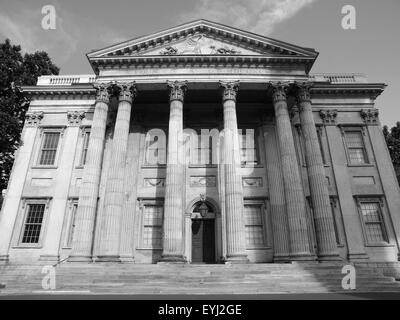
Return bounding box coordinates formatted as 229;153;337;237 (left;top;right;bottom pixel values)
295;82;340;261
0;112;43;262
269;82;313;260
160;81;187;262
262;123;290;262
97;82;136;262
68;83;111;262
220;81;248;263
119;125;142;262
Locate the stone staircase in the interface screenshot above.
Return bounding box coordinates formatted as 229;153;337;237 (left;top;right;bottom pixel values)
0;262;400;295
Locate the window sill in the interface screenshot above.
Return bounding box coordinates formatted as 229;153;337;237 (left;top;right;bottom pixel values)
75;165;85;169
347;163;375;168
12;245;43;249
241;164;264;168
141;165;167;169
189;164;217;168
31;166;58;170
136;247;163;251
245;246;272;250
365;243;395;248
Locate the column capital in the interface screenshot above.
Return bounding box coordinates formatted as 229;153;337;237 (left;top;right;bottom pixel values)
268;81;290;103
93;82;112;104
220;80;239;102
167;80;188;102
115;81;137;103
25;111;44;127
294;81;314;106
67;111;85;126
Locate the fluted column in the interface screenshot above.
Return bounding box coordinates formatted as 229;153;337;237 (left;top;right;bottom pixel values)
97;82;136;262
269;82;313;260
262;123;290;262
295;82;340;261
160;81;187;263
69;83;111;262
220;81;248;263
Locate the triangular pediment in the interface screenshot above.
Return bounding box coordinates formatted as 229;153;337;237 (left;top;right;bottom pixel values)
88;19;318;59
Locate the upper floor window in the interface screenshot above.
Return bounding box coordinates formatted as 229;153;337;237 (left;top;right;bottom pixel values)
189;129;216;166
239;129;260;166
316;127;327;165
38;131;61;166
144;129;166;166
80;130;90;166
344;130;368;165
20;203;46;245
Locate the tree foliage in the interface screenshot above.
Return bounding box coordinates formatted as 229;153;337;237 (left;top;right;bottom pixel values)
0;39;59;193
383;122;400;185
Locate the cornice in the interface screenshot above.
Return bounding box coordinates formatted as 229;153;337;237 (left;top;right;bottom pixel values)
90;55;316;74
311;83;386;100
21;85;96;98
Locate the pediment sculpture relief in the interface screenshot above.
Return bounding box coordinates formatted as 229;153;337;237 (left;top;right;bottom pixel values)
159;34;242;55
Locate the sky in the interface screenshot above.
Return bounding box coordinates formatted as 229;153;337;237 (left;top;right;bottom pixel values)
0;0;399;126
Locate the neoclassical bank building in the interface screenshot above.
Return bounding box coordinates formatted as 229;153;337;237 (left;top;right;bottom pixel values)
1;20;400;265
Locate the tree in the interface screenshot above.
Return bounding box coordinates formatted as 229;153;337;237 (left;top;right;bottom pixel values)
0;39;59;203
383;122;400;185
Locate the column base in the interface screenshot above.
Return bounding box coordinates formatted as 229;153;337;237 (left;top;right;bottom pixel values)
273;255;291;263
225;254;249;264
348;252;369;262
158;254;186;264
317;252;343;262
119;255;135;263
67;255;93;263
96;255;121;263
290;253;317;261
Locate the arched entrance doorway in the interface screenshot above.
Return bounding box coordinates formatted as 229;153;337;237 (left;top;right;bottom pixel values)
190;201;216;264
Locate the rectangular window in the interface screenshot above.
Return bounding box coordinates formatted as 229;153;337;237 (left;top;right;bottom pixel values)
80;131;90;166
67;202;78;247
191;133;213;165
330;199;341;245
344;131;367;164
360;201;388;244
244;205;265;247
38;131;60;165
142;204;163;248
145;130;166;165
21;204;45;244
317;127;327;164
239;129;259;165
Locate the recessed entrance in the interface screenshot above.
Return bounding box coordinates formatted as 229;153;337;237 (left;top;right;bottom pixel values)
191;219;215;263
190;200;216;264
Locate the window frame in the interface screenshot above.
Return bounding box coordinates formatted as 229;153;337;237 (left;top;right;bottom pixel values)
33;127;65;168
16;198;51;248
355;197;390;246
341;127;370;166
243;200;268;249
76;127;91;168
138;199;164;250
63;198;78;249
238;127;262;167
142;128;167;168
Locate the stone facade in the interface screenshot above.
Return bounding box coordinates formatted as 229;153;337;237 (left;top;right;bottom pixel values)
1;20;400;265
